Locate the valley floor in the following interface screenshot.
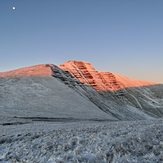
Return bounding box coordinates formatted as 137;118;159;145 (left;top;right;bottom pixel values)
0;119;163;163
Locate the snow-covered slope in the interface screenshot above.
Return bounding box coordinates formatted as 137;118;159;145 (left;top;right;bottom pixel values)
0;75;114;121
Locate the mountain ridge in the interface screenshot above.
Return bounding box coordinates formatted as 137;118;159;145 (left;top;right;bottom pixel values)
0;64;53;77
0;60;156;91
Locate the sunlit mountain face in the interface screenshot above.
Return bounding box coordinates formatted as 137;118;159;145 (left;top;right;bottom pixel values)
59;60;156;91
0;60;156;91
0;64;53;77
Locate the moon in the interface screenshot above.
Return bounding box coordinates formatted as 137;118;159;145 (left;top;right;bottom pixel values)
12;6;16;10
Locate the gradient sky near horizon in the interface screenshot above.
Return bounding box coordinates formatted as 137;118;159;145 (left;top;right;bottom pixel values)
0;0;163;83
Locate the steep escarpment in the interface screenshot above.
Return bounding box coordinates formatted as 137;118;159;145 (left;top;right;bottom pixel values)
59;61;154;91
59;61;163;118
59;61;121;91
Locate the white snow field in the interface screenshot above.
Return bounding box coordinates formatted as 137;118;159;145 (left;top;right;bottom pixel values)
0;119;163;163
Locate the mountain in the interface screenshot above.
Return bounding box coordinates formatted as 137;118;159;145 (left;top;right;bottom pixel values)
59;60;155;91
0;61;163;123
0;64;113;123
59;61;163;119
0;64;53;77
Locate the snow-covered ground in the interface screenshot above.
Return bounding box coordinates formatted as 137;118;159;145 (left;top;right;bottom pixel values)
0;119;163;163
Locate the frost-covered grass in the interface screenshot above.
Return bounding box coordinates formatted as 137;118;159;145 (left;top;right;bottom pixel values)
0;119;163;163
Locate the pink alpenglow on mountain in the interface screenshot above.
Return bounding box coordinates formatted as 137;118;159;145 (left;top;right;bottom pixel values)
0;60;155;91
0;64;53;77
59;61;155;91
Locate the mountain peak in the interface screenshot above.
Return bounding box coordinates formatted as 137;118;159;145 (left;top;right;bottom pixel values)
0;64;54;77
0;60;156;91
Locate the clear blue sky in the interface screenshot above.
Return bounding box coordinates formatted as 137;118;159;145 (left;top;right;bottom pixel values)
0;0;163;83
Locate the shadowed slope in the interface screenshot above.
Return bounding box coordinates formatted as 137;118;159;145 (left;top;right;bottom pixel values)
0;76;112;121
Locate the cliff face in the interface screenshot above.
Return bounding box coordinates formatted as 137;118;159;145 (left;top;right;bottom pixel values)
59;61;154;91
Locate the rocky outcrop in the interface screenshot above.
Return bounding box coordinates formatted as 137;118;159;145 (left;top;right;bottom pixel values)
59;60;155;91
